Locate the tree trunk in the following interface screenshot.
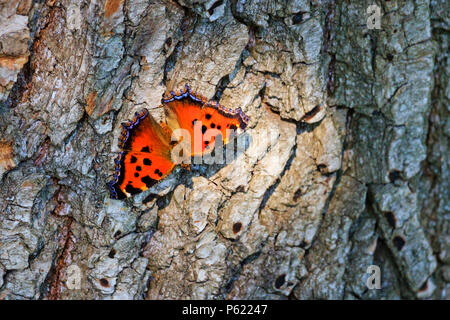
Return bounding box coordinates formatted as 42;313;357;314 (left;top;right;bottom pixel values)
0;0;447;300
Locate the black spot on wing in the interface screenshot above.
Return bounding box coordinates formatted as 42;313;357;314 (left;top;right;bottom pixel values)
143;158;152;166
141;146;150;152
125;184;141;195
154;169;163;177
130;156;137;163
141;175;157;188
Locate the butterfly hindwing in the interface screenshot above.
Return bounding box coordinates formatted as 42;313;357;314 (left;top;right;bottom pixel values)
112;152;175;198
109;110;175;199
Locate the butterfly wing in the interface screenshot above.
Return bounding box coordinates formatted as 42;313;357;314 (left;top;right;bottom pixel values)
163;85;249;156
119;109;172;155
109;109;176;199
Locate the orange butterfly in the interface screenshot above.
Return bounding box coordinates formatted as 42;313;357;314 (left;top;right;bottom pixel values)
108;84;249;199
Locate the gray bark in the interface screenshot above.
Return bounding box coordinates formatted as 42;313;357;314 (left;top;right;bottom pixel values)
0;0;447;299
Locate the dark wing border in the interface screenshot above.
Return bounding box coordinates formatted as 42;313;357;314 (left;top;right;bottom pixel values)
108;109;149;199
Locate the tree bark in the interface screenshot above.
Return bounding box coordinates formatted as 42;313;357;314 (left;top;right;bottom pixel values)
0;0;447;299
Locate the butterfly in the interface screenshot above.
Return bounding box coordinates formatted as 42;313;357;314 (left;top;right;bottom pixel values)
108;84;250;199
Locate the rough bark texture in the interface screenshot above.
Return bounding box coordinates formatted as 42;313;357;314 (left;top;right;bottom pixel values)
0;0;448;300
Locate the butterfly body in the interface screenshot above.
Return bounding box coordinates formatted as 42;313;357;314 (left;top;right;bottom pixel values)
108;84;249;199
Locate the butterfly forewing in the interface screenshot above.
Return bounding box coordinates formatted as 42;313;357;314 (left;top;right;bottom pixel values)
163;90;246;156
